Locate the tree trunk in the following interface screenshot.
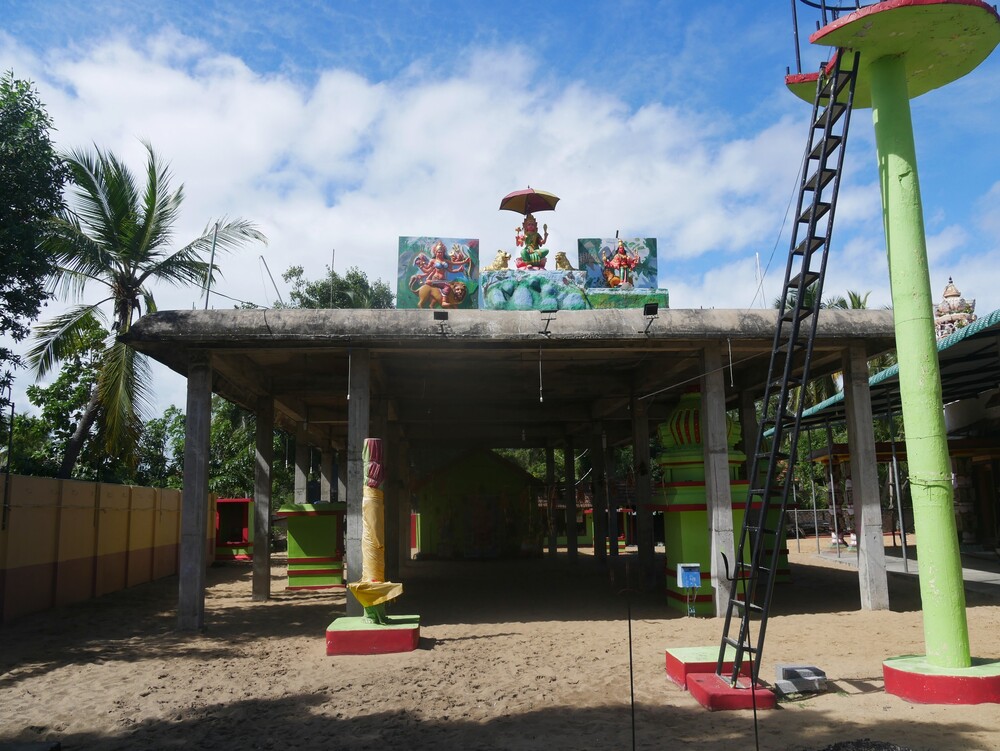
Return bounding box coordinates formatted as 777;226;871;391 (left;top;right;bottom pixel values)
58;387;101;479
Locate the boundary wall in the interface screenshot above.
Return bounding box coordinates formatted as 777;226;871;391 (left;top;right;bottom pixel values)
0;474;211;623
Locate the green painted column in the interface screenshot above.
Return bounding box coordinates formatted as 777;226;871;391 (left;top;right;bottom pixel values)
869;53;970;668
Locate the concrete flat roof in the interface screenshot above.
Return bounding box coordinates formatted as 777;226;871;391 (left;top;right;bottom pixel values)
124;307;896;447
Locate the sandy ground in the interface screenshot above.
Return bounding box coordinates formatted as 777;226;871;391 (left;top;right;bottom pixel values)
2;543;999;751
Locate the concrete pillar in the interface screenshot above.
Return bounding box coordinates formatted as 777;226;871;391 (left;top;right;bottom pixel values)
702;342;735;616
546;444;557;557
397;438;412;567
739;389;759;483
843;343;890;610
252;395;273;602
564;436;577;562
178;352;211;631
336;449;346;504
346;349;370;617
294;424;309;504
590;426;608;566
631;395;654;589
605;436;619;559
320;448;334;502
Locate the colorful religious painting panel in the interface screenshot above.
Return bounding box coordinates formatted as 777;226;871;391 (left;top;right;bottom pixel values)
577;238;658;289
397;237;480;309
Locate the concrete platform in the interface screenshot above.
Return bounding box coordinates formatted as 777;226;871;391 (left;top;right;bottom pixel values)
686;672;777;711
326;615;420;656
664;645;748;689
884;654;1000;704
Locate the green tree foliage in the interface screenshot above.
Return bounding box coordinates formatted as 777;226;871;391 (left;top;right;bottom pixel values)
282;265;394;309
134;405;185;489
23;316;107;479
2;413;62;477
0;71;68;416
27;142;267;478
155;396;295;506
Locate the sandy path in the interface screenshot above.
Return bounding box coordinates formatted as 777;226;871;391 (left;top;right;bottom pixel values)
2;546;999;750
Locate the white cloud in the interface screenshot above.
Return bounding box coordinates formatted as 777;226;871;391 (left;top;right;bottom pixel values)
3;20;999;417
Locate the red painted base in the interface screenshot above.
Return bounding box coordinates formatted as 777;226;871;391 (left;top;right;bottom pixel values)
665;646;749;689
884;656;1000;704
686;672;777;711
326;615;421;656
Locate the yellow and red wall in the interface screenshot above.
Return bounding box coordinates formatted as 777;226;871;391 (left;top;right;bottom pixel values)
0;474;211;623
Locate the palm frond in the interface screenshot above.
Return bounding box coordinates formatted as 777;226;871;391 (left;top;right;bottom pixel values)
96;341;151;457
130;141;182;269
43;215;115;300
25;304;111;378
137;217;267;289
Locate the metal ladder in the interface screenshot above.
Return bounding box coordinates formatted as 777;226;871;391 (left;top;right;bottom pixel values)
716;49;860;687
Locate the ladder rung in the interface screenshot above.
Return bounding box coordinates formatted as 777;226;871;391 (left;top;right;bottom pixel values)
761;413;792;428
755;450;787;462
804;168;836;192
782;373;804;388
832;70;855;96
788;269;821;289
808;135;842;161
776;339;806;356
792;234;825;256
729;599;764;616
820;73;853;100
798;201;830;225
813;102;847;128
780;305;812;324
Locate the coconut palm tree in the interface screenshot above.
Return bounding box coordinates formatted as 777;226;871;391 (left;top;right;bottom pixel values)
27;142;267;478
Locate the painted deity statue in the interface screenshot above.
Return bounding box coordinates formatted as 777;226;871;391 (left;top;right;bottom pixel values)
515;213;549;269
602;239;639;286
409;239;472;308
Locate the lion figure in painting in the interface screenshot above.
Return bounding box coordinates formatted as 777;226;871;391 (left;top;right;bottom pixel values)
417;281;467;309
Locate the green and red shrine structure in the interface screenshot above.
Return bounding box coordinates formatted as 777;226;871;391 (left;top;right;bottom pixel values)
275;502;346;590
655;389;788;617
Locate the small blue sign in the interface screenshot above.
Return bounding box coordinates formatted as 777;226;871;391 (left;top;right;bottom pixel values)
678;563;701;589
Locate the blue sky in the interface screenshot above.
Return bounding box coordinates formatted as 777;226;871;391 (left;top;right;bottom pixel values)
3;0;1000;412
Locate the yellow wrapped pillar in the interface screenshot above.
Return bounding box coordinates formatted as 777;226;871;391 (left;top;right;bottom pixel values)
347;438;402;622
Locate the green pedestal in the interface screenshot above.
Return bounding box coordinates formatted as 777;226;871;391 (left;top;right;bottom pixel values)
276;503;346;590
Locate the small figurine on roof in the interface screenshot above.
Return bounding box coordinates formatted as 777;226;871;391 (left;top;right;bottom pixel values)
515;213;549;269
603;238;640;286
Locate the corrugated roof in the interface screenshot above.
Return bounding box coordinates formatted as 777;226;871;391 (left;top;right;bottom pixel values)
796;307;1000;428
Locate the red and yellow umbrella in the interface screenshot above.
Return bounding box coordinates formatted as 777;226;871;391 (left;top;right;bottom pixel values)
499;187;560;216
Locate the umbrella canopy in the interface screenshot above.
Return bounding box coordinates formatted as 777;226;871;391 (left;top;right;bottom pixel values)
499;187;560;215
